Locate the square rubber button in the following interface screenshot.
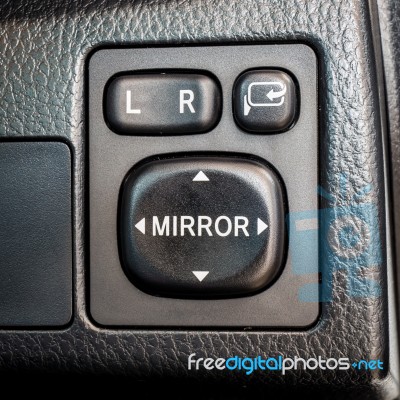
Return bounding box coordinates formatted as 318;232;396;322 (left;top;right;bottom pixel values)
233;70;298;133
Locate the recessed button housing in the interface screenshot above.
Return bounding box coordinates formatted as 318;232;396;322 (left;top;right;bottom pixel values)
90;44;318;327
233;70;298;133
119;156;286;298
106;73;221;135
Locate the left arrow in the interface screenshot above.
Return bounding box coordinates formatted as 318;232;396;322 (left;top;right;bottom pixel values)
135;218;146;234
266;84;287;101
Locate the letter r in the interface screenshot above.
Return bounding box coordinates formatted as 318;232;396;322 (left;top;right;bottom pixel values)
180;90;195;114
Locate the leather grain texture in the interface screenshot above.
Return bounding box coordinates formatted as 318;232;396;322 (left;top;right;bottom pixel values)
0;0;397;398
378;0;400;344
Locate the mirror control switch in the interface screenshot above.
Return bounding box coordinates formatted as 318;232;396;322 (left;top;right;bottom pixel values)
119;156;286;298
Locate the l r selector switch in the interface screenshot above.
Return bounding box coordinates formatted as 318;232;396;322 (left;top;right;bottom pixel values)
106;73;221;135
119;156;286;298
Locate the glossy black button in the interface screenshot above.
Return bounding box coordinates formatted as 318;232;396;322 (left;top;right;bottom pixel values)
119;156;286;298
233;70;298;133
105;73;221;135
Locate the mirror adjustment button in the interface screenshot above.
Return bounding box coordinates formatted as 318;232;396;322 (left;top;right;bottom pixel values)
119;156;286;298
233;70;298;133
105;73;221;135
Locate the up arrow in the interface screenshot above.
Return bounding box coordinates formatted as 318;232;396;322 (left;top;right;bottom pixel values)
193;171;209;182
257;218;268;235
135;218;146;234
192;271;209;282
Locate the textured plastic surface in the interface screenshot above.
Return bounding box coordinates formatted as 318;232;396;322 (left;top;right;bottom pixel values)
379;0;400;316
0;0;396;397
0;142;72;326
120;156;286;297
89;45;318;327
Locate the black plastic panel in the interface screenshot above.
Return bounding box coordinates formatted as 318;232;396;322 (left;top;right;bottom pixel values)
89;45;319;327
0;142;72;327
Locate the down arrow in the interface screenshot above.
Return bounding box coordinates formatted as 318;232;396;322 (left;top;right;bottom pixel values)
192;271;209;282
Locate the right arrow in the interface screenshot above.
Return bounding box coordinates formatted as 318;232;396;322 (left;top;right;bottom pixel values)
257;218;268;235
135;218;146;234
